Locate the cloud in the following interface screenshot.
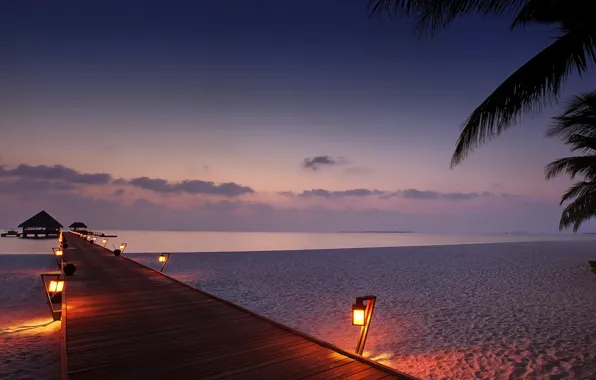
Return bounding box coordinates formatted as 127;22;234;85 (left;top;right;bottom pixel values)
126;177;254;197
386;189;484;201
0;163;254;197
0;164;112;185
289;188;386;199
285;188;489;201
301;155;347;171
0;184;569;234
0;178;77;194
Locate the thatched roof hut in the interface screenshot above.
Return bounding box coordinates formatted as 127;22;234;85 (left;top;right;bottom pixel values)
69;222;88;231
18;210;63;239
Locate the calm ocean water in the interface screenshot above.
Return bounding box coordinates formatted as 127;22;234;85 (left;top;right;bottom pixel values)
1;230;596;254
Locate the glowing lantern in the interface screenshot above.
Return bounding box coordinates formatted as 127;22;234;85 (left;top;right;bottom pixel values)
55;249;63;257
158;253;171;272
352;302;366;326
351;295;377;355
41;273;64;321
102;239;108;247
48;279;64;292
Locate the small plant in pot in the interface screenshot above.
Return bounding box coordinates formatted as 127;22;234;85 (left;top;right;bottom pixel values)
63;263;77;276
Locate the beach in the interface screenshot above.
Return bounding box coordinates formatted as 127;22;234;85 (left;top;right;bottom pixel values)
3;240;596;379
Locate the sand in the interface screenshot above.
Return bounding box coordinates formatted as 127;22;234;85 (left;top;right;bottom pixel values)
131;240;596;379
3;240;596;379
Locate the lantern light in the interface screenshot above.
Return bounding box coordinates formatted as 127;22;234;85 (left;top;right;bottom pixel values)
48;279;64;292
52;247;64;269
352;302;366;326
158;253;171;272
102;239;108;247
119;243;128;254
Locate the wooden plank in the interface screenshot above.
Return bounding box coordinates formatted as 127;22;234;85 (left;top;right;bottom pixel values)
63;232;415;380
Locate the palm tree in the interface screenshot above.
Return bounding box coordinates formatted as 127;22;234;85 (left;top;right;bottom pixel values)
368;1;596;167
545;91;596;232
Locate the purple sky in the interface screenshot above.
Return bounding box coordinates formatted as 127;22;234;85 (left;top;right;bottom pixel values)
1;0;594;233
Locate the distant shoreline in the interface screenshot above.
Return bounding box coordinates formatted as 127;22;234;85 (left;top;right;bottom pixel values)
337;230;414;234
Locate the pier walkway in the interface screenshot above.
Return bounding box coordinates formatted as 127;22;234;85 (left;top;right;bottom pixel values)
61;232;414;380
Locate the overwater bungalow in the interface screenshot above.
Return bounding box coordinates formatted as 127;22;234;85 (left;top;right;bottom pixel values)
18;210;63;239
69;222;88;232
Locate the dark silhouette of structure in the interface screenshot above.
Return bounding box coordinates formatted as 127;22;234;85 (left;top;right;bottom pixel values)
69;222;88;232
18;210;63;239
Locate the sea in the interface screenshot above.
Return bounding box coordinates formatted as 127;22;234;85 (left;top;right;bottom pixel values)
1;230;596;254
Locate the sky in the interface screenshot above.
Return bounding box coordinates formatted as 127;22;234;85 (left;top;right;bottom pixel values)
1;0;595;233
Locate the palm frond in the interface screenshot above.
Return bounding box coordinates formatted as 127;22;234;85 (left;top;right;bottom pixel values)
368;0;528;38
511;0;567;29
559;190;596;232
547;91;596;140
566;135;596;153
560;181;596;204
450;30;596;167
544;156;596;180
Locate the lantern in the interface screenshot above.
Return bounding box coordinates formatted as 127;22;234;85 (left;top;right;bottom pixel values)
40;273;64;320
352;301;366;326
351;295;377;355
158;253;171;272
102;239;108;247
52;247;64;269
119;243;127;253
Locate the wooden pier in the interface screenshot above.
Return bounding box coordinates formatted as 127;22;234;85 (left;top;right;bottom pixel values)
61;232;414;380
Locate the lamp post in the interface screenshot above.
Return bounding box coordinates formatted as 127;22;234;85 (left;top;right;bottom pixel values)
158;253;171;272
41;273;64;321
352;295;377;355
52;247;64;270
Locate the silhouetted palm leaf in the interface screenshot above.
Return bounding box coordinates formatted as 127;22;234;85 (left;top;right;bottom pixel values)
566;135;596;153
369;0;596;167
545;156;596;180
546;91;596;231
560;181;596;204
452;30;596;167
547;91;596;140
369;0;527;38
511;0;581;29
559;189;596;231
